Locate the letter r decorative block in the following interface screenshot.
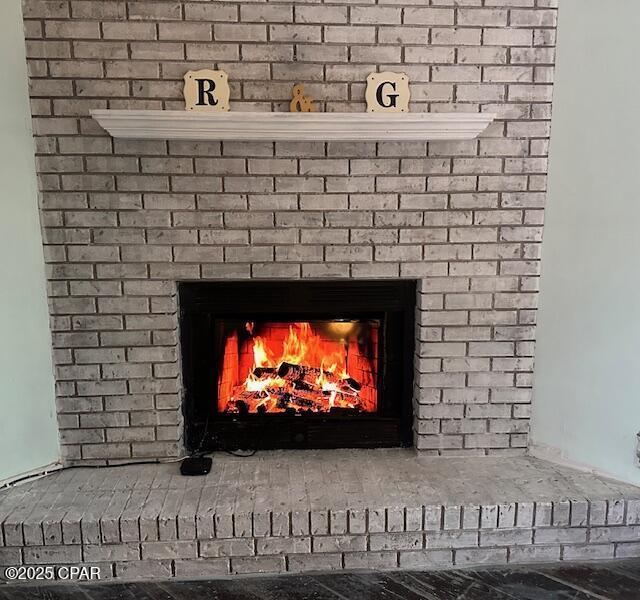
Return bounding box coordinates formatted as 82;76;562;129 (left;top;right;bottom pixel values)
365;71;410;113
183;69;230;112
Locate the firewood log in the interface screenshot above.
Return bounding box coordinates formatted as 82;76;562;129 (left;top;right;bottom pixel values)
277;362;321;380
293;380;314;392
289;395;317;409
278;362;362;390
253;367;277;378
341;376;362;391
276;392;291;410
225;362;366;414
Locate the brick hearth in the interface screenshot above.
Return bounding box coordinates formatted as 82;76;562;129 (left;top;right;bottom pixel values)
1;453;639;580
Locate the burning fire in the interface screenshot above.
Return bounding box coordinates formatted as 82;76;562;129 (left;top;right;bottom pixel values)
218;321;378;414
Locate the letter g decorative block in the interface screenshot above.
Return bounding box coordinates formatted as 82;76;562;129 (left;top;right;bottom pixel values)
365;71;410;113
183;69;230;112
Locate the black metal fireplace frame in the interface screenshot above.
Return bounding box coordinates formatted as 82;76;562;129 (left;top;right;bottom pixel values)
179;280;415;451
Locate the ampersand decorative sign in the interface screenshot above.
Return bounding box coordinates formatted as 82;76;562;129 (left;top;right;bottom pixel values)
183;69;230;112
289;84;316;113
365;71;410;113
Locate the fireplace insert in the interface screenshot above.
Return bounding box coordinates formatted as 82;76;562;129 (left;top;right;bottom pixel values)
180;280;415;450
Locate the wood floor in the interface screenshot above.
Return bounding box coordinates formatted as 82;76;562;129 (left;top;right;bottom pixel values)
2;559;639;599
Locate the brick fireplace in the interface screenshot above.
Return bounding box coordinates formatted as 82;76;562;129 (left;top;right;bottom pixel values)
8;0;640;583
24;0;555;463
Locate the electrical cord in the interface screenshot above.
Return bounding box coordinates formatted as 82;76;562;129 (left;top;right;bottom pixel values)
61;456;187;470
2;410;260;490
224;449;257;457
192;408;258;458
2;443;257;490
0;455;191;490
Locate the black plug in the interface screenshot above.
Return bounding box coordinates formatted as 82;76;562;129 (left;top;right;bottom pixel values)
180;455;212;476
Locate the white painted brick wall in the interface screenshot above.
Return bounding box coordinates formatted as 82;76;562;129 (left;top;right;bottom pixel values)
22;0;556;462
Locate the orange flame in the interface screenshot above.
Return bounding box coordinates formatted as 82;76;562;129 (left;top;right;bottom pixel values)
218;321;378;414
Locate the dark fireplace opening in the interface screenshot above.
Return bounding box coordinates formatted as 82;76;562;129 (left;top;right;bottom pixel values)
180;280;415;451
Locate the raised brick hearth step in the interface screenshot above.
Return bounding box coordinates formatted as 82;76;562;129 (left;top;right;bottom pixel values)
1;452;639;581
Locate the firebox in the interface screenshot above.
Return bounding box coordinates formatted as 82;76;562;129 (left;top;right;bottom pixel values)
180;280;415;450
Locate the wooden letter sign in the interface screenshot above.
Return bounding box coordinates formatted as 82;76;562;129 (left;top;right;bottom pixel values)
183;69;230;112
365;71;410;113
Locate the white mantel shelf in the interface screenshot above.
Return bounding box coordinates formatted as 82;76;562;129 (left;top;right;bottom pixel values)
90;109;496;142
